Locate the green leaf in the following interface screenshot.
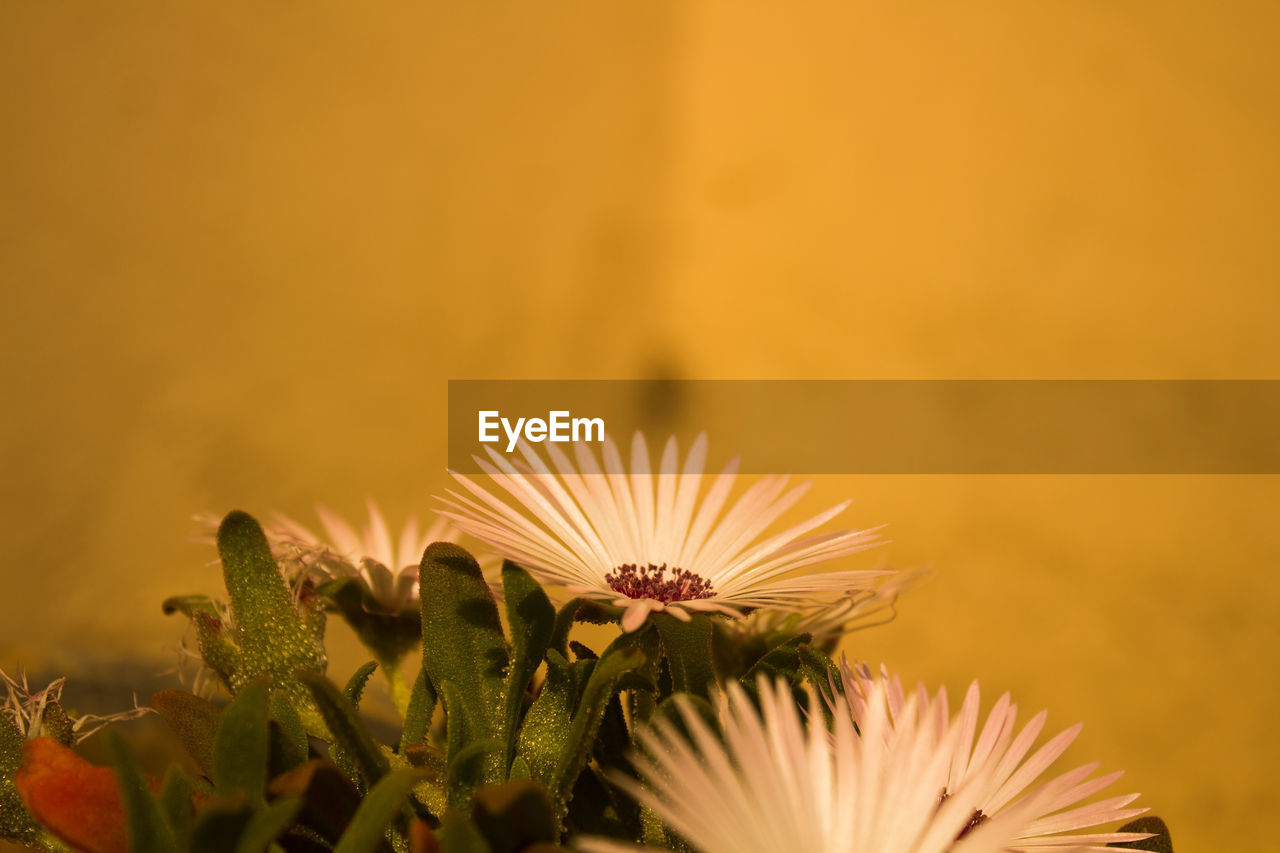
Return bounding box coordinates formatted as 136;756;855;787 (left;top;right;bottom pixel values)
739;633;811;700
0;715;24;775
189;796;254;853
1;714;46;846
499;562;555;764
215;677;272;804
420;544;508;747
440;680;504;811
446;738;504;814
548;599;581;660
796;642;838;690
217;511;326;699
400;668;437;754
654;694;718;743
590;694;633;774
1110;816;1174;852
298;671;391;789
161;594;223;619
105;731;177;852
564;767;630;840
652;613;717;702
507;756;532;781
548;634;648;818
268;693;309;775
795;643;839;724
195;612;243;689
549;600;616;659
35;700;75;746
333;768;431;853
345;662;380;707
436;813;493;853
151;689;223;779
235;797;303;853
514;652;582;788
158;765;195;842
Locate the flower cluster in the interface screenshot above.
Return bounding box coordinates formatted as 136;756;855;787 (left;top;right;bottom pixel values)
0;432;1171;853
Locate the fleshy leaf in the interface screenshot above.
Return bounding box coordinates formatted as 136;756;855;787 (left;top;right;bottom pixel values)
400;668;437;754
0;715;47;847
215;678;272;804
564;766;629;839
158;765;195;842
420;544;508;747
236;796;303;853
105;731;177;852
15;736;131;853
344;662;380;707
547;599;613;661
652;613;716;702
297;671;391;789
435;812;493;853
1110;816;1174;852
150;689;222;779
217;511;327;712
446;737;504;814
514;652;583;789
268;693;309;775
332;767;431;853
500;561;555;765
739;634;810;699
161;594;222;620
546;634;648;821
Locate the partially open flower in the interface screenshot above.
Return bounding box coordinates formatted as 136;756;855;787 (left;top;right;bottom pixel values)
198;501;466;615
272;501;461;614
839;661;1153;851
441;432;886;632
578;676;1040;853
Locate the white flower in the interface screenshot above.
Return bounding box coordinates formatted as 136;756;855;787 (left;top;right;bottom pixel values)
269;500;457;612
577;676;1037;853
440;433;885;631
840;661;1153;852
199;501;461;613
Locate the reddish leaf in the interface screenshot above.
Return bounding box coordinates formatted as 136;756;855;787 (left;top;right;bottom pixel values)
13;737;129;853
409;818;440;853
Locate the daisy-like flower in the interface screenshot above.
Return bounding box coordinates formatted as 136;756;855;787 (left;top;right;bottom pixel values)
199;501;460;614
839;661;1153;852
268;500;456;613
577;676;1041;853
440;433;885;632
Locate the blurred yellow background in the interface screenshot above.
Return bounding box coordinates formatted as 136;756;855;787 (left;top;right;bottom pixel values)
4;2;1278;849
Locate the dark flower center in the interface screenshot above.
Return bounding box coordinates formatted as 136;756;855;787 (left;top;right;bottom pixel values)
605;563;715;603
956;809;988;840
939;790;987;841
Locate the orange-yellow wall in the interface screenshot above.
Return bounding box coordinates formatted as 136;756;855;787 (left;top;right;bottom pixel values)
4;4;1278;849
